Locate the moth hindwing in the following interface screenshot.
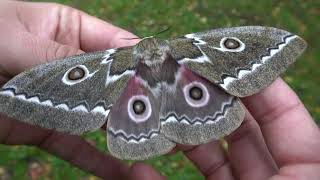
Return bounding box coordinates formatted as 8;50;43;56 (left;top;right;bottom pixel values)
0;26;307;160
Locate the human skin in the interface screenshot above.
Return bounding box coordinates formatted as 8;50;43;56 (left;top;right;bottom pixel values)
0;1;319;179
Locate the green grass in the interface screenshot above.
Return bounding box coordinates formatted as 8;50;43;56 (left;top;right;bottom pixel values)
1;0;319;179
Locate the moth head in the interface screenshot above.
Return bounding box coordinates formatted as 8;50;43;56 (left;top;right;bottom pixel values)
133;38;170;66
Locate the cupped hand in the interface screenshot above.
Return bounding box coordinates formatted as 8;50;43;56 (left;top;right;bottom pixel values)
0;1;319;180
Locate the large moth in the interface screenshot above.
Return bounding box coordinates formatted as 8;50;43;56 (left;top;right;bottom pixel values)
0;26;306;160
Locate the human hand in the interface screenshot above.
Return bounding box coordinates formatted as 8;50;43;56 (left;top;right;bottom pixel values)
1;1;319;180
174;78;320;180
0;1;161;179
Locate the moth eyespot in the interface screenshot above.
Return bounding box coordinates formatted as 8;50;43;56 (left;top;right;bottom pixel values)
62;65;95;85
219;37;245;52
223;38;240;49
128;95;152;123
132;100;146;115
189;86;203;100
68;67;85;80
183;82;209;108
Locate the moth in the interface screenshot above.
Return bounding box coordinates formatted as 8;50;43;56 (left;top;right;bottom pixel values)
0;26;306;160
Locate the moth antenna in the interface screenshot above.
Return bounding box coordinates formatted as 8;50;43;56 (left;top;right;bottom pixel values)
121;37;141;40
153;26;171;37
120;26;171;40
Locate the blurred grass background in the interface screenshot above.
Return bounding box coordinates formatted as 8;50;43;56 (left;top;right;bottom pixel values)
0;0;319;179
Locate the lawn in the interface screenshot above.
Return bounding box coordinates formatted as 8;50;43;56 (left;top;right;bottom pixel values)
0;0;319;179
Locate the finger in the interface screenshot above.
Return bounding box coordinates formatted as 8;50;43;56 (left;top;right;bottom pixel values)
181;141;234;180
270;164;320;180
0;115;52;145
129;162;165;180
0;115;129;179
14;1;138;51
226;109;278;180
39;132;129;179
79;13;139;51
0;22;82;77
242;78;320;166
